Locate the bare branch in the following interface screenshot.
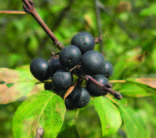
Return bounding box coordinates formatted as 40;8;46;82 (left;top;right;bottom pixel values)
36;127;44;138
22;0;64;50
94;0;103;52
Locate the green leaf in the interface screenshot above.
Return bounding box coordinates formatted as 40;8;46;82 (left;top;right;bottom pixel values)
93;97;122;136
12;91;66;138
111;58;140;80
109;98;150;138
140;5;156;16
0;68;43;104
119;105;149;138
120;83;151;97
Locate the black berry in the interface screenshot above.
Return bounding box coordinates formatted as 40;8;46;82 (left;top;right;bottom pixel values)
30;58;49;81
103;61;113;78
65;87;90;109
48;58;63;76
86;74;108;96
71;32;95;54
44;82;53;90
81;50;106;75
59;45;82;69
52;70;73;90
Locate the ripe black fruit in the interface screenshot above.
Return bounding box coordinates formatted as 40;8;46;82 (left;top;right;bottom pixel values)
52;70;73;90
48;58;63;76
71;32;95;54
30;58;49;81
103;61;113;78
65;98;75;110
81;51;106;75
86;74;108;96
65;87;90;109
59;45;82;69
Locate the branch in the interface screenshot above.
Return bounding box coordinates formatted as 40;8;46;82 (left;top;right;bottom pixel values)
36;127;44;138
40;0;76;50
22;0;64;50
94;0;103;52
94;35;102;44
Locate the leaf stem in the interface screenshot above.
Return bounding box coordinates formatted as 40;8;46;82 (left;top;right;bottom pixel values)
109;80;126;83
0;11;27;14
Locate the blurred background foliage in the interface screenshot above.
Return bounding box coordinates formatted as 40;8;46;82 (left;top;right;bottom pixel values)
0;0;156;137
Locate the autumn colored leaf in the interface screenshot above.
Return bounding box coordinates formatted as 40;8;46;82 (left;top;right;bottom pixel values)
133;78;156;89
0;68;43;104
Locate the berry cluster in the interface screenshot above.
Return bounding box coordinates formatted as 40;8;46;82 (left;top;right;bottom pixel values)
30;32;122;110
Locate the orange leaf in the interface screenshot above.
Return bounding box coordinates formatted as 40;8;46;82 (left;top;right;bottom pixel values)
135;78;156;89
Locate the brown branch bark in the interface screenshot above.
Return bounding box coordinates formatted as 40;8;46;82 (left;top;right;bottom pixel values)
22;0;64;50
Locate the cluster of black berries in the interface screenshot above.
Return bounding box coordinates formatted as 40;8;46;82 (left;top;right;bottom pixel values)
30;32;122;110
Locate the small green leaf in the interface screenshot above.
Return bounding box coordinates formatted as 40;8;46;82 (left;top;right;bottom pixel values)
0;68;43;104
120;83;151;97
93;97;122;136
12;91;66;138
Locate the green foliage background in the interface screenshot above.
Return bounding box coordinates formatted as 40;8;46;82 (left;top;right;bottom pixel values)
0;0;156;138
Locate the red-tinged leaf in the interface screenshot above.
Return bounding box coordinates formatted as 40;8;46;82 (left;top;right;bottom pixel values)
131;78;156;89
0;68;43;104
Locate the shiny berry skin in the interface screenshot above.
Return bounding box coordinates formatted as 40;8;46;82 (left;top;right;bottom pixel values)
48;58;63;76
81;51;106;75
103;61;113;78
30;58;49;81
65;98;75;110
71;32;95;54
86;74;108;96
65;87;90;109
52;70;73;90
59;45;82;69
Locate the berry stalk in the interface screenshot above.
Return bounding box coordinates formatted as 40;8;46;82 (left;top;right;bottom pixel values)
84;75;122;99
